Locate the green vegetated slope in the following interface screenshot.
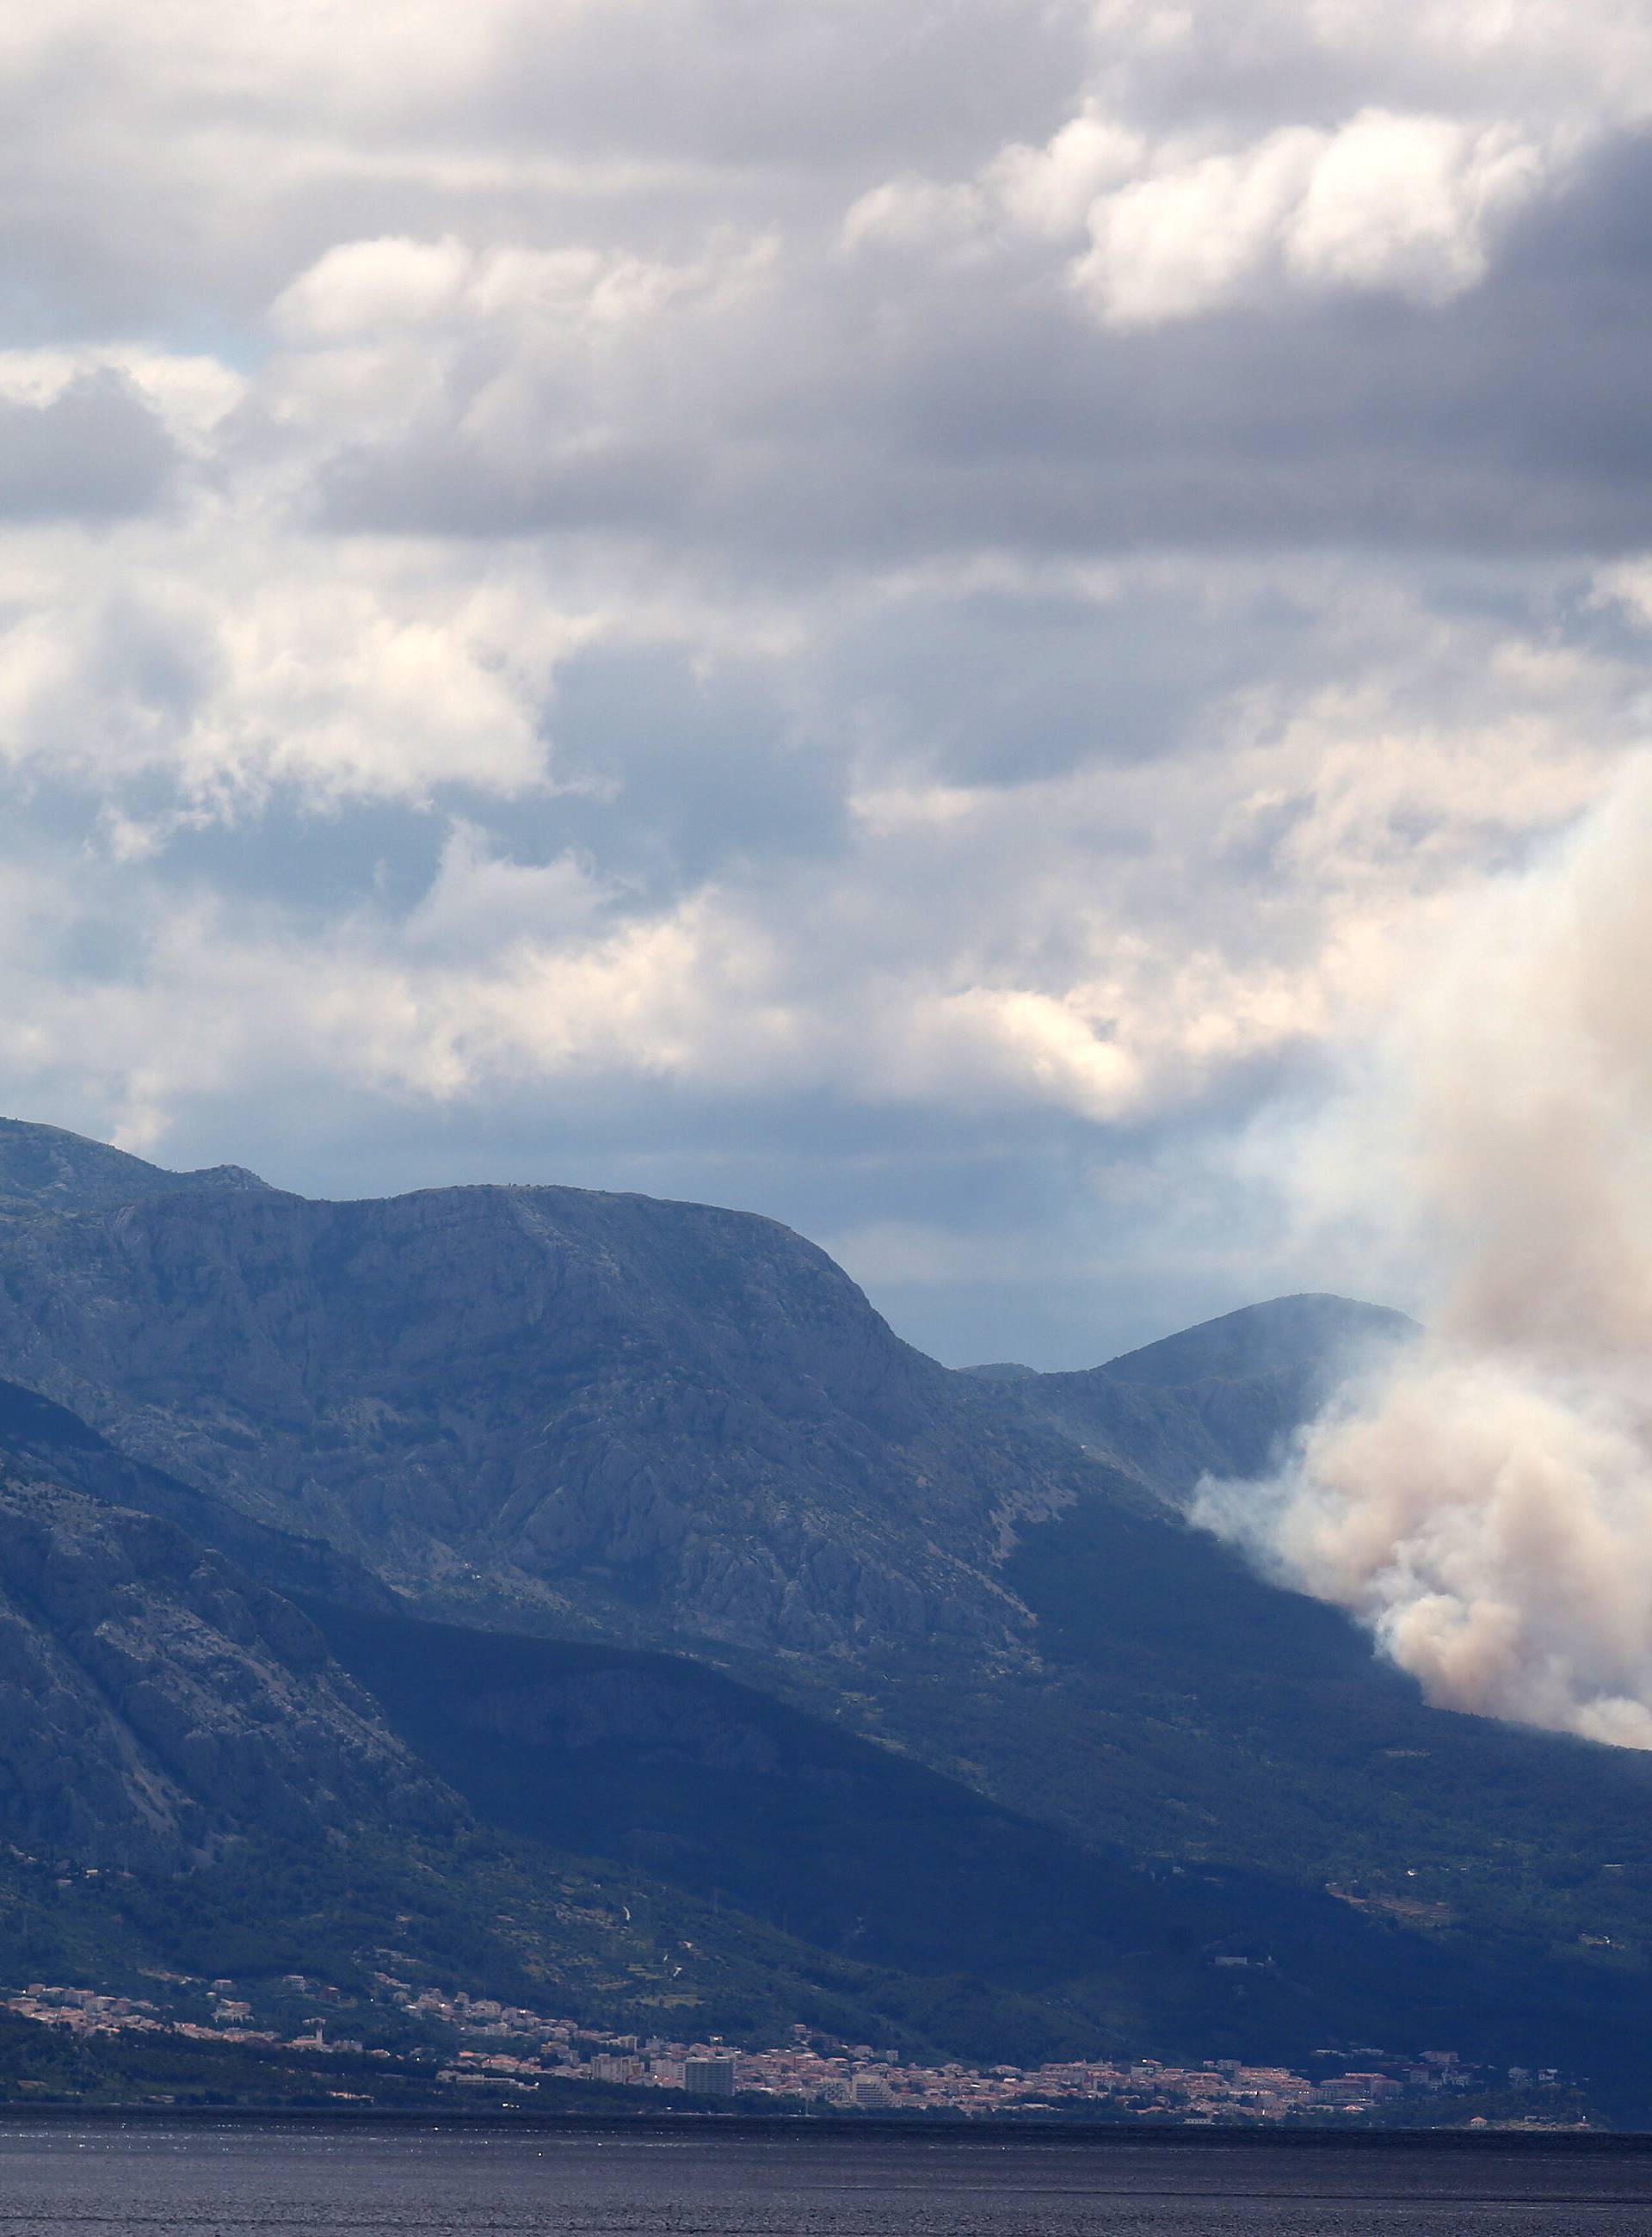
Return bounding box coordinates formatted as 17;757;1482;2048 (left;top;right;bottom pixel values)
305;1597;1652;2083
0;1388;1105;2065
0;1118;1649;2090
853;1501;1652;1978
0;1427;1128;2066
0;1373;1519;2072
0;1820;1106;2073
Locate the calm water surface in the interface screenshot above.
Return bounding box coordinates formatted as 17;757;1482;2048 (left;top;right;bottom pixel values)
0;2121;1646;2237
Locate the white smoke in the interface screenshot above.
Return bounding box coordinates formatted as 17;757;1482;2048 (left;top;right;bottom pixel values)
1195;753;1652;1747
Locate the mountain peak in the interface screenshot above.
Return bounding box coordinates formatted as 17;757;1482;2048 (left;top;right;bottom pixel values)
0;1117;271;1218
1099;1291;1415;1387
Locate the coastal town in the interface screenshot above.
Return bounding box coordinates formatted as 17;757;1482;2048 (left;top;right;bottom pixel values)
3;1975;1581;2125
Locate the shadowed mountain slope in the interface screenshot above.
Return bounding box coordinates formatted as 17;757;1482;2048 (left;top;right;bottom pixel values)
0;1474;448;1870
307;1595;1652;2079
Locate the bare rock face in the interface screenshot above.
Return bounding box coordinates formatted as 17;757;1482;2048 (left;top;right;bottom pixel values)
0;1377;397;1613
0;1125;1107;1657
0;1475;452;1868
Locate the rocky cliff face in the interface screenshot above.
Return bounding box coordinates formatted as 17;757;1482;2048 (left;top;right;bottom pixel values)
0;1377;395;1612
0;1474;450;1869
0;1125;1108;1656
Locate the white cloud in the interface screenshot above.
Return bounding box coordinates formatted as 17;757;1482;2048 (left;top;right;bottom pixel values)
1072;125;1323;324
989;109;1147;237
0;547;1631;1160
272;237;474;338
1057;108;1556;324
0;515;595;808
1283;110;1548;299
839;177;987;259
842;0;1649;324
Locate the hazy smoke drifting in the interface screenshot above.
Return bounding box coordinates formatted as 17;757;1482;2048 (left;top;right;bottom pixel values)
1196;755;1652;1748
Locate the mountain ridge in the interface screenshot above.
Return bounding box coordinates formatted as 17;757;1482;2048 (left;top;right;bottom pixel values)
5;1114;1652;2097
0;1116;271;1219
0;1126;1133;1657
982;1292;1415;1507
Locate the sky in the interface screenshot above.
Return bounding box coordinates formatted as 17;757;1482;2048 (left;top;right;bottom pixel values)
3;0;1652;1368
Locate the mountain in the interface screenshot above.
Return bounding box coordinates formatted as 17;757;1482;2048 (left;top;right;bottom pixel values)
0;1374;1307;2068
0;1378;1542;2079
4;1117;1652;2094
311;1594;1344;1994
1104;1293;1411;1387
972;1294;1415;1505
0;1125;1126;1655
0;1471;447;1871
0;1377;395;1612
308;1593;1647;2075
0;1116;268;1219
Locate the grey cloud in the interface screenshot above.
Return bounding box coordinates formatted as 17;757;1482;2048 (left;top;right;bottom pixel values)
479;0;1092;175
0;372;176;518
0;2;1085;335
814;581;1324;786
303;131;1652;568
145;800;451;927
318;430;697;540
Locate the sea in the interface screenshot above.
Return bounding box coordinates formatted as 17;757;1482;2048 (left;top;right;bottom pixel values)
0;2119;1646;2237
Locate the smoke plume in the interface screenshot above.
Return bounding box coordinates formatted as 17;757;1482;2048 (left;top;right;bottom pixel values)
1196;755;1652;1747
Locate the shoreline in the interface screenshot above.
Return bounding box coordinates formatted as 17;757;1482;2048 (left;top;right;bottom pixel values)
0;2105;1626;2150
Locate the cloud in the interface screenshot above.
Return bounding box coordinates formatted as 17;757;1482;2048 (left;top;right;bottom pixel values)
0;559;1632;1129
0;371;176;517
0;537;574;809
989;109;1146;237
1282;111;1545;299
271;236;474;338
1071;109;1551;325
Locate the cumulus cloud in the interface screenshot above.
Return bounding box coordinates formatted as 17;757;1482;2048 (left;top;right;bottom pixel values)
989;109;1147;237
1071;109;1550;325
0;529;576;808
0;560;1632;1130
841;0;1652;329
1197;755;1652;1748
271;236;475;338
